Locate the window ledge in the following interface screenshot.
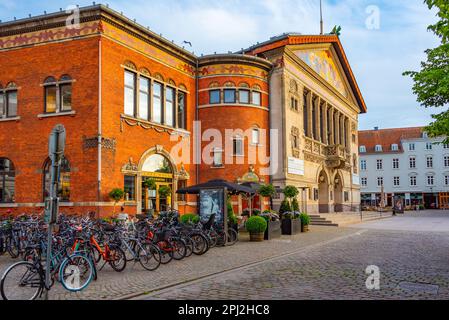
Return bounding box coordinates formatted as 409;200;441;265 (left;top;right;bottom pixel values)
0;116;20;122
38;111;76;119
0;203;17;208
211;166;225;169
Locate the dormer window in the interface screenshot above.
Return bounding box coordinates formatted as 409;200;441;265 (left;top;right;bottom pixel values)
375;145;382;152
391;144;399;151
422;132;428;138
359;145;366;153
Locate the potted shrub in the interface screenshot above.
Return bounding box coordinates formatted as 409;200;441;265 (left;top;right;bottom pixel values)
300;213;311;232
258;184;276;210
260;210;281;240
246;216;267;242
292;197;300;212
109;188;124;215
280;202;301;236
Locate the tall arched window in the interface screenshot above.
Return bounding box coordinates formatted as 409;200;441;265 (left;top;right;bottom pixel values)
0;158;15;203
43;157;71;202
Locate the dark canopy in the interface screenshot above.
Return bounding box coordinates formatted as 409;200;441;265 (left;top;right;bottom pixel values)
177;179;254;195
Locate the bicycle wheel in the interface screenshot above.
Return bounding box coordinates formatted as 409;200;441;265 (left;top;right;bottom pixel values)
183;236;194;258
169;238;186;260
207;232;218;248
138;243;161;271
8;237;20;259
158;242;173;265
59;254;94;292
226;229;238;246
0;261;43;300
108;247;127;272
123;240;137;262
191;234;208;255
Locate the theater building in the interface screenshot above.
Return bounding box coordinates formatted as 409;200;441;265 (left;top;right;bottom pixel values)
243;34;367;213
0;5;365;217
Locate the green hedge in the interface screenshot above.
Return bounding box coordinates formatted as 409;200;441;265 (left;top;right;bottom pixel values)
180;214;200;224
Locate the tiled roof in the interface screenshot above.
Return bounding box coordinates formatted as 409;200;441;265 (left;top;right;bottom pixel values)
358;127;424;154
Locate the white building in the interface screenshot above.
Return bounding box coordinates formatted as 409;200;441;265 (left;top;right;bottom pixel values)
358;127;449;209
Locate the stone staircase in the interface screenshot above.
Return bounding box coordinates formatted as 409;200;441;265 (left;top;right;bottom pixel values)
310;211;394;227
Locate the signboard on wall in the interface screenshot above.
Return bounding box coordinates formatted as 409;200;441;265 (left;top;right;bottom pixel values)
288;157;305;176
199;188;225;226
352;174;360;185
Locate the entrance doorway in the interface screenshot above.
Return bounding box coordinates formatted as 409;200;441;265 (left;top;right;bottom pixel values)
140;153;174;215
318;171;329;213
424;193;438;209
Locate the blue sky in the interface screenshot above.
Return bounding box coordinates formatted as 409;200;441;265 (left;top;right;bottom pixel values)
0;0;441;130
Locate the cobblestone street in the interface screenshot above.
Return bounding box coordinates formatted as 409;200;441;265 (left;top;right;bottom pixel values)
1;211;449;300
140;212;449;300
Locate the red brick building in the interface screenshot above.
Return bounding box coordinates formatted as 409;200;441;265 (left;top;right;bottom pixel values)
0;5;365;217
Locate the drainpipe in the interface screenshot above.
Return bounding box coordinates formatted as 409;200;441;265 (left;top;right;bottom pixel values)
97;37;102;217
195;58;199;185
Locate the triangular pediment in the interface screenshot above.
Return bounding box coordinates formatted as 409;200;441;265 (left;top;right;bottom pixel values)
292;46;350;99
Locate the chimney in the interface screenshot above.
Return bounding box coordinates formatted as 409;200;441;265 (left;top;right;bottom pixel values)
374;127;379;131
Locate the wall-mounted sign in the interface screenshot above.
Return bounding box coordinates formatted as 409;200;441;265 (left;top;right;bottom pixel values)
288;157;305;176
352;174;360;185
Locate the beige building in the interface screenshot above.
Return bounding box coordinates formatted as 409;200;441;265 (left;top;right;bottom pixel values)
244;33;367;213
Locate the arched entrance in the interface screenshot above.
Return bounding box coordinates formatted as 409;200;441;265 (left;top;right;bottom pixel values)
138;148;177;215
318;170;329;213
334;172;343;213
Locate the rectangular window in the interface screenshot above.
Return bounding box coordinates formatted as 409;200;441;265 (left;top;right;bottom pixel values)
177;91;186;130
445;156;449;168
427;175;434;186
124;71;136;116
6;91;17;117
409;143;415;151
239;90;250;104
446;176;449;186
59;84;72;112
224;89;236;103
0;93;4;117
138;76;150;120
209;90;220;104
410;176;417;186
213;148;223;167
252;91;261;106
303;93;309;136
152;82;162;124
165;87;175;127
360;160;367;171
409;157;416;169
393;158;399;169
426;142;433;150
393;177;400;186
361;177;367;186
376;159;383;170
124;176;136;201
444;144;449;149
427;156;433;168
377;177;383;186
233;137;244;156
252;128;260;145
45;86;57;113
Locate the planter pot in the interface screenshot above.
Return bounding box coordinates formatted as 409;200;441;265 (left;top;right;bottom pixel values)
301;224;309;233
264;220;281;240
249;232;265;242
281;219;301;235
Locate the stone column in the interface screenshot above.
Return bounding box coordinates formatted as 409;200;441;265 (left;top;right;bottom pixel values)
323;102;328;145
307;91;313;138
335;110;340;145
315;96;321;142
340;114;345;147
328;107;334;145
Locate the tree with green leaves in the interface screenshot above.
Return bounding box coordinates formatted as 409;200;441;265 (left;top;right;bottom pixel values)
258;184;276;210
109;188;124;215
404;0;449;143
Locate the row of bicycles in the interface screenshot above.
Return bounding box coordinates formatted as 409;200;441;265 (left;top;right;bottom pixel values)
0;211;238;300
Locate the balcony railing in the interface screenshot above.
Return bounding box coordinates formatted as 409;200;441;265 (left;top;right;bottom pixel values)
325;145;348;169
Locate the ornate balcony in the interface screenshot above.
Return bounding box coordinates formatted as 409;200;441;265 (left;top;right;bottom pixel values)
325;145;348;169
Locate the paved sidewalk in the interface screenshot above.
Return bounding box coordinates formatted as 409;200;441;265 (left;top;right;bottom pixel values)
0;226;357;300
